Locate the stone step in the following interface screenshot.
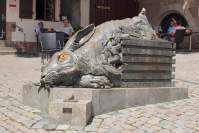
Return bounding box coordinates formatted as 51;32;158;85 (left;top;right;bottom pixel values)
0;47;16;55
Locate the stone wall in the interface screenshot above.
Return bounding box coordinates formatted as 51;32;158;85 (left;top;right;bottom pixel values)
6;22;16;43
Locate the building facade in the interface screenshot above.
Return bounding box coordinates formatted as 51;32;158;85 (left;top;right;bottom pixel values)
0;0;138;45
0;0;90;44
0;0;199;49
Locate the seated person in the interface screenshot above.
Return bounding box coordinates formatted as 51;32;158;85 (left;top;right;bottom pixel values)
60;19;74;38
34;22;45;36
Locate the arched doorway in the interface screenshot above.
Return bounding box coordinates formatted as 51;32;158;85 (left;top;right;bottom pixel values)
160;12;189;33
90;0;139;25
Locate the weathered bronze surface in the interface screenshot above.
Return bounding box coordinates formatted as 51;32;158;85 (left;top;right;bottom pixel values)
40;9;159;88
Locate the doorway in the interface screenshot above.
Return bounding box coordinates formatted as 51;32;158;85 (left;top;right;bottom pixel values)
0;0;6;39
90;0;139;25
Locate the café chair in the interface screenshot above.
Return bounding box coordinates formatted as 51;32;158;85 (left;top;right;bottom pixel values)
57;40;66;50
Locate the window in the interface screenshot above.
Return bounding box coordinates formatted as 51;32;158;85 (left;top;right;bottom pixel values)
19;0;33;19
36;0;55;21
60;0;81;25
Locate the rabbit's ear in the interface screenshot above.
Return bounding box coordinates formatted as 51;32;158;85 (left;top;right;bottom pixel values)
64;24;95;51
75;24;95;43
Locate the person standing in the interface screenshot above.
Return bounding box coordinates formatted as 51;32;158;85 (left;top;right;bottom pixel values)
34;22;45;52
167;19;177;42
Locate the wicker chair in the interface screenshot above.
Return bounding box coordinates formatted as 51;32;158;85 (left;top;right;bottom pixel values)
39;33;62;64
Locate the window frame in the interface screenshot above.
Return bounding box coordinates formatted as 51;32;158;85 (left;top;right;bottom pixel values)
19;0;33;19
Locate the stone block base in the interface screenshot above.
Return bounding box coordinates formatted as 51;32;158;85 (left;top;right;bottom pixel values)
49;100;92;127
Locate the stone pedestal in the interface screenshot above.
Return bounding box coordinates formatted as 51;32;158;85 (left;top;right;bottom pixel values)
23;83;188;127
23;83;50;114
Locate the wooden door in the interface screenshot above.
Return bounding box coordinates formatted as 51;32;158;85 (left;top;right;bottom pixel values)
90;0;139;25
0;0;6;39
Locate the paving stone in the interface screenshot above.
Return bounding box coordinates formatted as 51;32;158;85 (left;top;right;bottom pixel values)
0;115;9;121
56;124;70;131
15;130;24;133
133;129;146;133
48;131;64;133
99;128;121;133
150;126;162;131
159;129;171;133
92;118;103;123
120;124;136;130
0;100;10;107
43;123;58;130
18;126;33;133
146;117;162;125
65;131;79;133
36;129;49;133
118;109;132;115
89;122;101;128
15;116;30;123
97;128;109;133
133;121;145;127
171;128;185;133
32;120;47;129
70;125;84;131
0;126;10;133
84;125;98;132
95;114;110;119
3;122;18;132
22;119;39;128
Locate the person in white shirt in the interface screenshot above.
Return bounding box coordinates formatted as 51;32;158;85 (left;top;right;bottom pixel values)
61;19;74;38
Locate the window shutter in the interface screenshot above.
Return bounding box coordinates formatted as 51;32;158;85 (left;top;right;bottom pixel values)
19;0;33;19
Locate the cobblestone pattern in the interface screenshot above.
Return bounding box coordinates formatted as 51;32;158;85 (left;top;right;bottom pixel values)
0;53;199;133
0;55;41;102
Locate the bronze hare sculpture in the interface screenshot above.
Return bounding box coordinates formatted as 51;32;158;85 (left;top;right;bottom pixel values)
40;8;158;89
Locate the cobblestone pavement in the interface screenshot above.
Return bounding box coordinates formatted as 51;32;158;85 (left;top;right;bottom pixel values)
0;53;199;133
0;55;41;102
